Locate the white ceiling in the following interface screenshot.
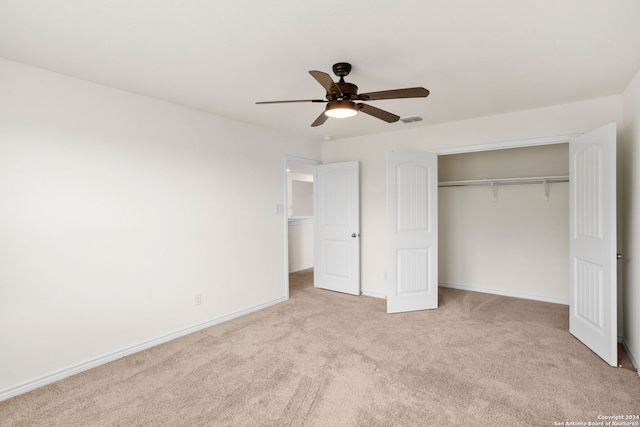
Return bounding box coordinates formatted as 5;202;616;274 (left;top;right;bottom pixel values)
2;0;640;141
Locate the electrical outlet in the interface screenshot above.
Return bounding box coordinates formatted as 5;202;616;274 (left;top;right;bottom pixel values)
383;271;387;280
194;293;202;306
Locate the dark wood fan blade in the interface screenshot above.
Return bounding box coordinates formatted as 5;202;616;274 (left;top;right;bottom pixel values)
311;111;329;127
256;99;327;104
357;87;429;101
357;103;400;123
309;71;342;97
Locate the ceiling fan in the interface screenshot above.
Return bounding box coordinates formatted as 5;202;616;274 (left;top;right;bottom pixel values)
256;62;429;127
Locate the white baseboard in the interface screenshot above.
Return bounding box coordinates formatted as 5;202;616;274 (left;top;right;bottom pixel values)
289;264;313;273
0;296;287;403
619;336;640;378
361;290;387;299
359;284;569;303
439;282;569;305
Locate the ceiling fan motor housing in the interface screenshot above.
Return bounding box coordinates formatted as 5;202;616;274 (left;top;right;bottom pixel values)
331;63;358;99
336;82;358;99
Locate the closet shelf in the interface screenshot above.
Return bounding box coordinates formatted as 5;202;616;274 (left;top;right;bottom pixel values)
438;175;569;187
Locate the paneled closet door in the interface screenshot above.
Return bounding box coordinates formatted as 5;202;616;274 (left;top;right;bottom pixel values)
387;152;438;314
569;123;617;366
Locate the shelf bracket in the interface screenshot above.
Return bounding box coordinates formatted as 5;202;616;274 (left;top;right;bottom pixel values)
491;182;498;202
543;178;549;202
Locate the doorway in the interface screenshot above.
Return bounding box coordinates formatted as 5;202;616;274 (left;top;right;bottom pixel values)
284;156;320;299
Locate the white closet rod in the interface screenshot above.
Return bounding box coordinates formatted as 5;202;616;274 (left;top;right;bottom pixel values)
438;175;569;202
438;175;569;187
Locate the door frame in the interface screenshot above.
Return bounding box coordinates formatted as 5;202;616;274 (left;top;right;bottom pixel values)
284;155;321;300
431;133;581;156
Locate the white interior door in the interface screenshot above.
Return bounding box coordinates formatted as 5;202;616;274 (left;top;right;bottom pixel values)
314;161;360;295
387;152;438;313
569;123;617;366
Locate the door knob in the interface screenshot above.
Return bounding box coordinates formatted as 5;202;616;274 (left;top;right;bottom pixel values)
351;233;360;238
617;253;623;260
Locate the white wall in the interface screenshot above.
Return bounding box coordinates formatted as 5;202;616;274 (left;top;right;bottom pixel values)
439;184;569;302
620;68;640;370
0;58;321;397
286;171;313;217
288;219;314;272
438;144;569;181
321;96;623;300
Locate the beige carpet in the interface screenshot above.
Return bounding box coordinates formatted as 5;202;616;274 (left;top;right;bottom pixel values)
2;269;639;426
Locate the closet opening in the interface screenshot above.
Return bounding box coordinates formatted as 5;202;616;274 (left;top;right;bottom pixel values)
437;143;570;305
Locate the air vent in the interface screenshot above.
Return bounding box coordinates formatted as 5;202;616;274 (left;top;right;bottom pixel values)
400;116;424;123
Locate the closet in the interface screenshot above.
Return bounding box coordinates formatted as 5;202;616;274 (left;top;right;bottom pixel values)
437;144;570;304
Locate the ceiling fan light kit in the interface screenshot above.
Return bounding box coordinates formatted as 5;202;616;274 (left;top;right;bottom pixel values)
256;62;429;127
324;100;358;118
